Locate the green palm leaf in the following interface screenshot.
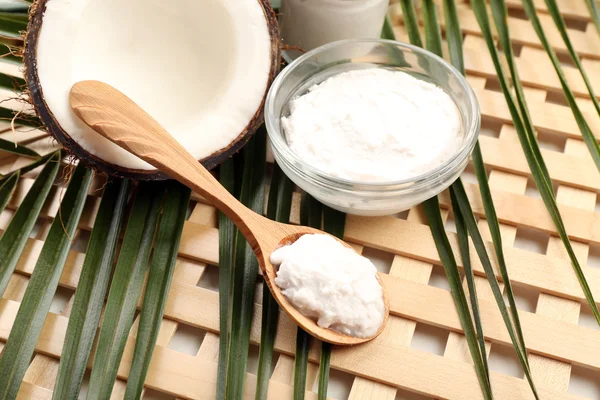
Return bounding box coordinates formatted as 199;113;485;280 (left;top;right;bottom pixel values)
0;14;26;38
585;0;600;36
423;197;493;400
442;0;464;74
421;1;538;395
53;178;130;400
421;0;443;57
399;0;422;48
0;44;21;64
0;151;60;184
449;186;489;373
87;182;164;400
0;72;25;91
486;0;552;185
0;170;18;214
217;157;236;400
416;1;493;397
543;0;600;115
444;0;536;396
256;290;280;399
256;163;294;400
226;127;267;399
293;192;323;400
317;206;346;400
0;13;27;23
317;343;331;400
10;150;58;177
0;106;40;128
0;2;29;14
381;14;396;41
521;0;600;171
0;151;60;296
471;0;600;324
0;137;40;158
0;164;92;399
321;191;346;241
126;182;191;398
0;107;42;128
294;326;311;400
450;181;539;398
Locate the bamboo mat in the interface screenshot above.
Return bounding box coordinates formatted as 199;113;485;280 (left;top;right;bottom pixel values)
1;0;600;398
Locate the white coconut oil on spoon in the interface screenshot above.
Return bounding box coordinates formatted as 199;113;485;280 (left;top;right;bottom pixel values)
270;234;385;338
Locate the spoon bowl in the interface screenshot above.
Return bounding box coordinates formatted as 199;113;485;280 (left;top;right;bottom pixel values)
266;231;390;344
69;80;389;345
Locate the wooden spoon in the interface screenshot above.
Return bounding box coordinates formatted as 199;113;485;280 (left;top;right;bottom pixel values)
69;80;389;345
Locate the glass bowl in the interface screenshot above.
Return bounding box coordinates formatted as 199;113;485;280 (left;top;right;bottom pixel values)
264;39;480;216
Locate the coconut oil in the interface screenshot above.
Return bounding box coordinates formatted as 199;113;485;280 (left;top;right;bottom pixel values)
279;0;389;58
282;68;462;182
270;233;385;338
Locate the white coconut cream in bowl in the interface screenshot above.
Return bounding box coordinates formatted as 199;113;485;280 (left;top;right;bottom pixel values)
265;39;481;216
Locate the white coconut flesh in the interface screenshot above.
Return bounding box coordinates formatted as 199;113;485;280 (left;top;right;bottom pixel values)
36;0;273;170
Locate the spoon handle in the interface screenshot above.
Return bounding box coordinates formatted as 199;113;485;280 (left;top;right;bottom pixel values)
69;80;262;236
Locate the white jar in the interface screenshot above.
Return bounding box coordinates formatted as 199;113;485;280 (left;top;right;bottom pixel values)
279;0;389;59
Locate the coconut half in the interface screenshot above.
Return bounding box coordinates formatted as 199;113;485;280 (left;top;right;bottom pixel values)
24;0;279;179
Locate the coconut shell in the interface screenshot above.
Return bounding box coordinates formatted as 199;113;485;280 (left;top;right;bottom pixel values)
24;0;281;180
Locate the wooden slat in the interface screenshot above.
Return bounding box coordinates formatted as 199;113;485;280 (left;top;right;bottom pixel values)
528;130;593;389
478;134;600;192
0;295;587;400
453;4;600;59
462;35;600;101
502;0;591;21
7;196;600;313
9;235;600;372
348;209;443;399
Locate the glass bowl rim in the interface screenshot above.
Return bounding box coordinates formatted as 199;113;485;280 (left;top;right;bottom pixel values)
265;38;481;190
